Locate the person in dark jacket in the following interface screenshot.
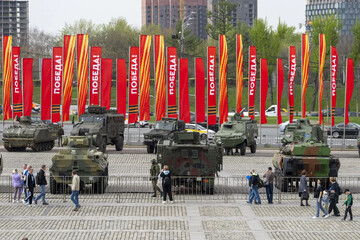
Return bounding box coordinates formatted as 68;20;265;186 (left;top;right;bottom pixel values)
263;167;275;204
34;165;48;205
313;179;329;218
158;165;173;204
249;171;261;205
299;170;310;206
342;189;353;221
328;189;340;216
24;166;35;206
150;159;163;197
329;177;341;215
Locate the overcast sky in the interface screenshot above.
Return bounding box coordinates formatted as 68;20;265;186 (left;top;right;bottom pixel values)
29;0;306;34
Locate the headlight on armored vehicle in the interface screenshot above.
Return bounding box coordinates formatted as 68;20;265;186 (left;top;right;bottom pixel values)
158;153;162;159
144;135;149;139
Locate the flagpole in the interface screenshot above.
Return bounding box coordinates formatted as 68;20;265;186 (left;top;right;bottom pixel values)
194;58;197;134
343;59;347;149
39;58;42;121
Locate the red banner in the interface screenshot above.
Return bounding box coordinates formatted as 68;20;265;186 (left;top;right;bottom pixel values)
139;35;151;121
3;36;12;120
101;59;112;110
260;59;268;124
219;35;228;124
179;58;190;123
207;46;217;125
277;59;284;124
330;47;338;127
236;34;244;113
62;35;76;121
195;58;205;123
12;46;22;118
90;47;102;106
301;34;310;118
117;59;127;115
319;34;326;125
77;34;89;117
128;47;139;124
23;59;33;117
248;46;257;120
41;59;52;120
167;47;177;118
288;46;296;123
154;35;166;121
345;59;354;126
52;47;62;123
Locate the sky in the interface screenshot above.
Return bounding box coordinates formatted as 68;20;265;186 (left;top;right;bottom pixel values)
29;0;307;34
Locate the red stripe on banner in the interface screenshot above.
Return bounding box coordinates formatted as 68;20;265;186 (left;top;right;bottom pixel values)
345;59;354;126
117;59;127;115
90;47;101;106
288;46;296;123
154;35;166;121
248;46;257;120
167;47;177;118
301;34;309;118
41;59;52;120
3;36;12;120
207;46;217;125
12;46;22;118
331;47;338;127
236;34;243;114
101;58;112;110
179;58;190;123
219;35;228;124
23;59;33;117
195;58;205;123
139;35;151;121
260;59;268;124
52;47;62;123
128;47;139;124
319;34;326;125
277;59;284;125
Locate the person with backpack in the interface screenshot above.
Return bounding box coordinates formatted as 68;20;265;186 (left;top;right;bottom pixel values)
159;165;173;204
71;170;81;211
329;177;341;216
249;171;261;205
299;170;310;206
24;166;36;206
342;189;353;221
263;167;275;204
34;165;48;205
150;159;163;197
328;189;340;217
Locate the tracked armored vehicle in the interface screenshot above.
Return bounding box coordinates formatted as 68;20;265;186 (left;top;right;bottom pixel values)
2;116;64;152
157;131;223;194
71;106;125;153
49;136;109;194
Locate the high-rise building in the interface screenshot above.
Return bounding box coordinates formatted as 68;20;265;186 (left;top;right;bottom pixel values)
0;0;29;46
305;0;360;36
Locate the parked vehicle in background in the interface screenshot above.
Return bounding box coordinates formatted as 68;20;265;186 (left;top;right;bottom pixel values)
327;123;360;138
185;124;215;140
124;114;149;128
279;119;298;133
265;105;288;117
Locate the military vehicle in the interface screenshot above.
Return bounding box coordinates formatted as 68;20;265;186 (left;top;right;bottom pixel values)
143;117;185;153
49;135;109;194
281;118;326;146
71;106;125;153
2;116;64;152
273;141;340;192
357;137;360;157
156;131;223;194
0;154;3;175
215;113;258;155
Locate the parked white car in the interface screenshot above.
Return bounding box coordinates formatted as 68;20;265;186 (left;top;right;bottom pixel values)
185;123;215;140
265;105;288;117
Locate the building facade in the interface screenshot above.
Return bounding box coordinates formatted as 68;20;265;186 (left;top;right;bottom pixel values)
305;0;360;35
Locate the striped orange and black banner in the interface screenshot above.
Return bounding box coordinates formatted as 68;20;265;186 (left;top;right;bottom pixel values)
129;105;138;114
52;104;61;114
289;106;294;115
208;106;216;116
249;106;255;116
13;103;23;113
167;105;177;115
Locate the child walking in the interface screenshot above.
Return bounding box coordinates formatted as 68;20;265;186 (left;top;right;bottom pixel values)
342;189;353;221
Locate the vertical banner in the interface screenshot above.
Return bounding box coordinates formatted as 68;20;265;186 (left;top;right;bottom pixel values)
3;36;12;120
62;35;76;122
330;47;338;127
301;34;310;118
77;34;89;117
236;34;244;113
154;35;166;121
52;47;63;123
90;47;102;106
41;59;52;120
288;46;296;123
179;58;190;123
167;47;177;118
207;46;217;125
23;59;33;117
277;59;284;124
248;46;257;120
117;59;127;115
128;47;140;124
345;59;354;126
260;59;268;124
101;58;112;110
12;46;22;118
139;35;151;121
319;34;326;125
195;58;205;123
219;35;228;124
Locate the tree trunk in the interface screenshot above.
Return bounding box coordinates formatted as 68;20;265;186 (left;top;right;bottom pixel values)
311;73;319;112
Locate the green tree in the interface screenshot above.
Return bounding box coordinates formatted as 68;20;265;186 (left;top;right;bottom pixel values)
59;19;102;46
350;19;360;66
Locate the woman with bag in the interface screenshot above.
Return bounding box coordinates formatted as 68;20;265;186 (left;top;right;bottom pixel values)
299;170;310;206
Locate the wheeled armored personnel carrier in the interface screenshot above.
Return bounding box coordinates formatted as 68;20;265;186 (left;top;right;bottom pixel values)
215;113;258;155
2;116;64;152
49;135;109;194
71;106;125;153
156;131;223;194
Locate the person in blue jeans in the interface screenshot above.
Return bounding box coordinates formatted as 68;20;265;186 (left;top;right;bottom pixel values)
70;170;81;211
263;167;275;204
249;171;261;205
34;165;49;205
313;179;329;219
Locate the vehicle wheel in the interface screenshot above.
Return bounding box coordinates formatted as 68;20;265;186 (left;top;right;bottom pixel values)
250;142;257;153
115;136;124;151
332;131;340;138
225;148;230;156
280;177;288;192
100;138;107;153
93;178;105;194
147;145;154;153
240;143;246;156
50;175;57;194
4;143;12;152
200;134;207;140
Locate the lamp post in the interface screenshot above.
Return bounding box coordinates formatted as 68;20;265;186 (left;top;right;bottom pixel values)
180;11;196;58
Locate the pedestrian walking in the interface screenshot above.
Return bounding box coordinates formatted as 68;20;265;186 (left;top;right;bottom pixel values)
323;190;329;212
263;167;275;204
246;170;254;203
299;170;310;206
150;159;163;197
249;171;261;205
34;165;48;205
70;170;81;211
21;164;29;203
24;166;35;206
12;169;22;203
342;189;353;221
312;179;329;218
159;165;173;204
329;177;341;216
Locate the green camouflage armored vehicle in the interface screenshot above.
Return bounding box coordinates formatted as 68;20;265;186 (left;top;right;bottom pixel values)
144;117;185;153
2;116;64;152
273;141;340;192
0;154;3;175
215;113;258;155
49;135;109;194
281;118;325;146
157;131;223;194
357;137;360;157
71;106;125;153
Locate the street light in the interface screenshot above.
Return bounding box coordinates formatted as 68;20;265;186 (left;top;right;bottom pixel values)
180;11;196;58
